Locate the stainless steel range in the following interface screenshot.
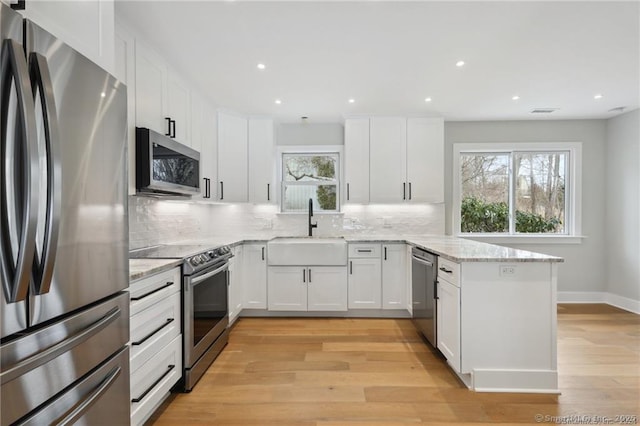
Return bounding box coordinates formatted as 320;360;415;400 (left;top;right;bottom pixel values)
130;244;232;391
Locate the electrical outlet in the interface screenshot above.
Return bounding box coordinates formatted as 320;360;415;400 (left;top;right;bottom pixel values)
500;265;516;276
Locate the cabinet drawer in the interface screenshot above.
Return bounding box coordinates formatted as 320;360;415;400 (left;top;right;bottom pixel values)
130;292;181;373
130;267;180;316
438;257;460;287
348;243;381;258
131;335;182;426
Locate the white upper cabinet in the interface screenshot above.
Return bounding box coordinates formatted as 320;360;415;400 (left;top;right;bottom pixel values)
166;73;191;145
134;40;168;136
19;0;115;74
134;40;192;146
365;116;444;204
248;118;275;204
217;112;248;202
406;118;444;203
344;118;370;203
190;93;217;200
369;117;407;203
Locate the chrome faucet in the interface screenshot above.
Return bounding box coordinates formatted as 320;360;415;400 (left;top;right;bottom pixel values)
308;198;318;237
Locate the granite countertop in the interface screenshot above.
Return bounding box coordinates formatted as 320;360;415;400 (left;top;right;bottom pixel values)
130;258;182;281
129;233;562;280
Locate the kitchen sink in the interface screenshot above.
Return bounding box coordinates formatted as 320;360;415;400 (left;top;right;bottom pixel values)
267;237;348;266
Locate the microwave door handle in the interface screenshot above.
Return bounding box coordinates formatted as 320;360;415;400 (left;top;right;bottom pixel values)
29;52;61;295
0;39;39;303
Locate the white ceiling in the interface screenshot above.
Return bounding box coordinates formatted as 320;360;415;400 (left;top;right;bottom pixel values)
115;1;640;123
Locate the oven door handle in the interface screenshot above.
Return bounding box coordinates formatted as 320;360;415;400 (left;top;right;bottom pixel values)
190;263;229;286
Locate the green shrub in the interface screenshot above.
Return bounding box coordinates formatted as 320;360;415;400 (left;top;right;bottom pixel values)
461;197;561;233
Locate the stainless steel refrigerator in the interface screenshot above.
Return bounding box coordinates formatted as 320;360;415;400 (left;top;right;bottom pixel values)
1;4;130;424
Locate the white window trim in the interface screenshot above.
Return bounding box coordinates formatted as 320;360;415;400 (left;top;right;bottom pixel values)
452;142;584;243
277;145;344;214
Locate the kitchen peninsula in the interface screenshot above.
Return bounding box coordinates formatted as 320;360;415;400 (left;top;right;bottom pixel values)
131;235;562;394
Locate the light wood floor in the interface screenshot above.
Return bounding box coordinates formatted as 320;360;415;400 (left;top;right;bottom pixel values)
150;304;639;425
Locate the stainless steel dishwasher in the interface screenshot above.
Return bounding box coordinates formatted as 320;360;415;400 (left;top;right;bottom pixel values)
411;247;438;347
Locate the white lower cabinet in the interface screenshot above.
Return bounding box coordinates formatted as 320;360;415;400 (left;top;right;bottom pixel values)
348;243;382;309
242;244;267;309
130;336;182;426
129;267;182;426
437;275;461;373
228;245;244;324
348;258;382;309
268;266;347;311
381;244;408;309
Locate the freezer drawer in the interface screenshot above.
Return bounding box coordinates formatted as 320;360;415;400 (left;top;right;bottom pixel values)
0;292;129;425
18;347;130;425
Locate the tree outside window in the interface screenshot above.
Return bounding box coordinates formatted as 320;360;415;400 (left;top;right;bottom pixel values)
460;151;567;234
282;153;339;212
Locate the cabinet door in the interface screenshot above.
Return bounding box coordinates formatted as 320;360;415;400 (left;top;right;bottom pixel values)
200;101;218;200
382;244;408;310
21;0;115;74
242;244;267;309
228;246;244;324
437;279;461;372
348;259;381;309
307;267;348;311
268;267;306;311
134;41;167;136
166;73;190;145
248;118;275;204
406;118;444;203
369;117;407;203
217;112;248;202
344;118;370;203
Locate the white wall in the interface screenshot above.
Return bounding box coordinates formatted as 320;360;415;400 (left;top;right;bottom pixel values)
277;123;344;145
605;109;640;306
444;120;607;295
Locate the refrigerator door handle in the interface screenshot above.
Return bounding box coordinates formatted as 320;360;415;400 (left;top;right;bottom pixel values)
29;52;61;296
0;306;121;384
55;366;122;426
0;39;39;303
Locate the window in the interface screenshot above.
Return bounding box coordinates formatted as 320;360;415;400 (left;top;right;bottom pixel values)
281;152;340;213
453;143;582;238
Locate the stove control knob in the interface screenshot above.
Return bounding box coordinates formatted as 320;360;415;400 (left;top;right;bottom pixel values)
208;250;215;258
190;257;199;266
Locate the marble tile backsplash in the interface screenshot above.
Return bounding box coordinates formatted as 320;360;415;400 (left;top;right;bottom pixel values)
129;195;445;249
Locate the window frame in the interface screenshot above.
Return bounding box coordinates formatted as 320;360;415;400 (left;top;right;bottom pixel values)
277;145;344;214
453;142;583;243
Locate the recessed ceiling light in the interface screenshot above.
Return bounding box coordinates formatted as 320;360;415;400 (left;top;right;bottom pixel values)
425;97;432;102
257;63;266;70
348;98;355;104
274;99;282;105
594;94;603;100
100;92;106;98
456;60;465;67
512;95;520;101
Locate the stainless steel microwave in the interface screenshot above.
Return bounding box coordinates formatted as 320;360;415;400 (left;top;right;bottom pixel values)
136;127;200;196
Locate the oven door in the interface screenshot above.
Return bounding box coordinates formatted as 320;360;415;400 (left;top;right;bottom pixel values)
183;262;229;367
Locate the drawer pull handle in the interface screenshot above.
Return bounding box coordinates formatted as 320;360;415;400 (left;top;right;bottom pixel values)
131;318;175;346
131;364;175;403
130;281;174;301
439;267;453;274
357;249;372;253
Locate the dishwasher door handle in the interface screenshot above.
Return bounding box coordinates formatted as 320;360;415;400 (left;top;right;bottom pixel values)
411;255;433;267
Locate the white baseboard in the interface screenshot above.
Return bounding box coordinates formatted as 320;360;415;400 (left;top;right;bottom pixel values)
557;291;640;314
